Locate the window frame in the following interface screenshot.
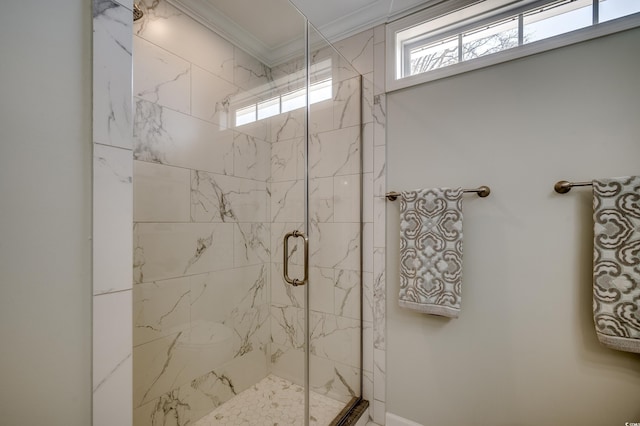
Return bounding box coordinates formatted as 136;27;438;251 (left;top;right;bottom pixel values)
386;0;640;92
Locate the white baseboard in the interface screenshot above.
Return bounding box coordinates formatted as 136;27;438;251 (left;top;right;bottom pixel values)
386;412;424;426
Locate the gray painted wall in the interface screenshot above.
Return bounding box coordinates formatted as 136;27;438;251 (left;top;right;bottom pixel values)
386;28;640;425
0;1;92;424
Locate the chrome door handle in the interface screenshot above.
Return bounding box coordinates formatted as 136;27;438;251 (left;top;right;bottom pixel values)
283;230;308;286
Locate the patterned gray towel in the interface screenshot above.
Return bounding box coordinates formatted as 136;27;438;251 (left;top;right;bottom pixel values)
593;176;640;353
399;188;463;318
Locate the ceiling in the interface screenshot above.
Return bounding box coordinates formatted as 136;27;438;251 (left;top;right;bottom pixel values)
166;0;441;66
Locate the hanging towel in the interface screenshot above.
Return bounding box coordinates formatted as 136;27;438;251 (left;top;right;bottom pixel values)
593;176;640;353
399;188;463;318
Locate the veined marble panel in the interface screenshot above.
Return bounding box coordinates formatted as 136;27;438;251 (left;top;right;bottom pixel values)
133;222;234;283
363;321;373;373
270;109;305;142
191;171;269;223
374;40;386;96
310;355;360;403
233;223;270;267
93;291;133;412
93;0;132;149
270;222;304;267
309;126;360;178
363;271;374;323
133;35;191;114
190;265;269;331
373;144;386;197
363;223;374;274
233;47;273;92
334;77;361;130
335;269;361;320
135;0;234;83
134;346;268;424
93;144;133;295
94;348;132;426
334;174;361;223
363;172;374;223
134;99;234;175
310;177;335;224
271;180;304;223
191;65;240;129
363;75;374;125
271;138;299;182
233;132;270;181
309;267;336;315
363;122;374;174
309;223;360;270
271;263;304;308
133;160;191;223
310;98;335;135
334;29;374;76
270;344;304;386
309;311;360;368
270;305;304;350
373;348;386;402
133;277;191;346
373;94;386;146
373;248;386;350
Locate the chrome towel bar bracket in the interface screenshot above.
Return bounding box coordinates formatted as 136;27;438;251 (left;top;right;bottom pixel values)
553;180;593;194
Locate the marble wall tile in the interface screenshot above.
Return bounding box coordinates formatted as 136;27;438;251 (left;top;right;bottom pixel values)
135;0;234;83
94;352;132;426
191;65;240;129
373;41;386;96
270;109;305;142
373;400;386;425
309;126;360;178
363;223;374;274
133;36;191;114
271;305;305;350
334;174;361;223
133;222;234;283
373;248;386;351
233;46;273;92
373;348;386;402
270;344;304;386
374;198;386;248
93;144;133;295
363;75;374;124
191;171;269;223
373;94;386;146
93;291;133;421
310;267;336;314
363;122;374;174
310;177;335;224
362;370;374;406
134;99;234;175
310;99;335;135
309;355;360;402
133;160;191;222
133;277;191;346
190;265;268;325
334;77;361;130
271;138;299;182
309;312;360;368
334;269;361;319
271;180;304;223
93;0;132;149
363;271;374;323
363;172;374;223
233;223;270;267
363;321;373;373
271;263;305;308
310;223;360;270
233;132;270;181
334;29;374;76
270;222;304;267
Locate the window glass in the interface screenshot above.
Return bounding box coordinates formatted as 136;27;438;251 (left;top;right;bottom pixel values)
462;15;519;61
600;0;640;23
408;35;458;76
257;97;279;120
523;0;592;44
235;104;256;126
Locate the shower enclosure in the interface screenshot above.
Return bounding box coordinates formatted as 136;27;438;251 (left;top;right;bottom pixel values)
131;0;363;424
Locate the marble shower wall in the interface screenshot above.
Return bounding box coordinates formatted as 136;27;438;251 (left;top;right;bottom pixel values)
132;1;275;424
334;26;387;425
269;41;364;406
92;1;134;425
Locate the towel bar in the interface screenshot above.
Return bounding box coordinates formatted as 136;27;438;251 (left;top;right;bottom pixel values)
385;186;490;201
554;180;593;194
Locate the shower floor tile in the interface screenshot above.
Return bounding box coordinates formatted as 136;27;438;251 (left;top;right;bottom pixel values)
193;374;345;425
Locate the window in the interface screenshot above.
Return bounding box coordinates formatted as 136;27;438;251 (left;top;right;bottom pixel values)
387;0;640;91
233;59;333;128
